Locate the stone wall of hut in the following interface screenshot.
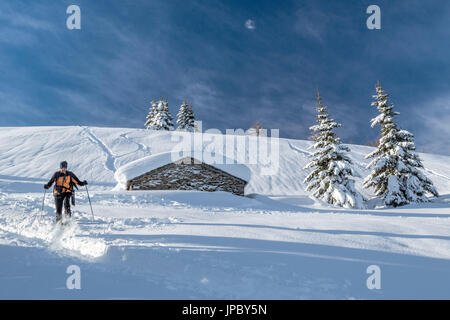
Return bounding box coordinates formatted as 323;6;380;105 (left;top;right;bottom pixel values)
127;159;247;196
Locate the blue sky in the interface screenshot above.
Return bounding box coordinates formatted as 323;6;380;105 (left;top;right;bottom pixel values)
0;0;449;154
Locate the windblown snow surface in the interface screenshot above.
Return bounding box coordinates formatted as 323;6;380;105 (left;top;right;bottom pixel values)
0;126;449;299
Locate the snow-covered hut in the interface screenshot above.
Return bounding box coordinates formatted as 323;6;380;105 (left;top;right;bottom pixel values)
114;152;250;196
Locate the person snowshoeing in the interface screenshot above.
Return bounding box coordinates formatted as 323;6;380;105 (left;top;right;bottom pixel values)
44;161;88;223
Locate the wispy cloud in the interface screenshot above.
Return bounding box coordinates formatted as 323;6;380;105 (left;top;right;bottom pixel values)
0;2;57;46
294;9;326;42
0;89;49;125
0;27;38;46
4;12;54;31
410;95;450;155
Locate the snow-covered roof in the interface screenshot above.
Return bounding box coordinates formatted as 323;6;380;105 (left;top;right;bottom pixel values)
114;151;251;189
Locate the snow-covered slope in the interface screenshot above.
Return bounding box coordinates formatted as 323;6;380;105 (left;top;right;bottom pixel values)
0;126;449;299
1;126;449;196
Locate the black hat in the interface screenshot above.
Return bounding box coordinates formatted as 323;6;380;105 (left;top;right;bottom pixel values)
60;161;68;169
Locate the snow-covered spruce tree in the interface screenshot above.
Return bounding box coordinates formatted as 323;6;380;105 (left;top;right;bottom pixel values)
363;83;438;206
144;99;158;130
304;90;365;209
176;99;195;132
152;98;174;131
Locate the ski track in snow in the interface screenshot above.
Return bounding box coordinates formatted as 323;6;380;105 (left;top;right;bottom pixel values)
118;132;151;157
287;140;310;157
82;127;117;174
424;168;450;181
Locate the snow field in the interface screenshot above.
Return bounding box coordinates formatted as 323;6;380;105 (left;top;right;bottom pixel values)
0;126;449;298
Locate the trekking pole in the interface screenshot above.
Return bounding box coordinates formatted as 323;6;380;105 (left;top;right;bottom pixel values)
40;189;47;221
41;189;47;212
35;189;46;223
85;185;94;221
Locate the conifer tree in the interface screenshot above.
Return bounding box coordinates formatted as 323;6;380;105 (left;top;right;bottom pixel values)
176;99;195;132
152;98;174;131
144;99;157;130
304;90;365;209
363;82;438;206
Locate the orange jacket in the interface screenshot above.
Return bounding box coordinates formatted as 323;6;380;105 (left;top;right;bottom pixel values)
46;171;84;195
